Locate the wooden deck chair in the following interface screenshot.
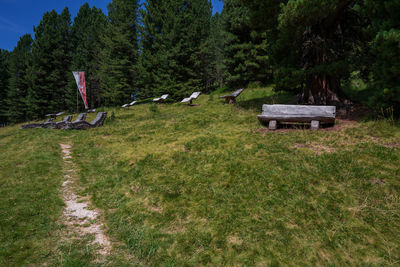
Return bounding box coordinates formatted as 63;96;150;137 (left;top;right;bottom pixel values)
54;115;73;129
153;94;169;103
181;92;201;105
219;88;244;104
63;112;108;130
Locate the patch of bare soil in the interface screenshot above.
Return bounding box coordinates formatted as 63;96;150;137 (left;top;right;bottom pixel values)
60;144;111;256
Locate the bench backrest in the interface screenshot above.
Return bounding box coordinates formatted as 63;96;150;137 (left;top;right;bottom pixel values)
232;89;244;97
74;113;87;122
90;112;107;126
62;115;73;122
262;104;336;118
190;92;201;99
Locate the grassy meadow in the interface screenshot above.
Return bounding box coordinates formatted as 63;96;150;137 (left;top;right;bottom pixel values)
0;87;400;266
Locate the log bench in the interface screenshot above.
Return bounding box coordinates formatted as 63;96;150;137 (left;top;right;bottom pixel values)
257;104;336;130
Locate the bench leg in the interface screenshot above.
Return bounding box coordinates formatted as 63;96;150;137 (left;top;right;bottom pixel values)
311;120;320;130
225;97;236;104
269;120;277;130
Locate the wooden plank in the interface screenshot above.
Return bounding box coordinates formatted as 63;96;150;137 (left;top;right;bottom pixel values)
262;104;336;118
257;115;335;123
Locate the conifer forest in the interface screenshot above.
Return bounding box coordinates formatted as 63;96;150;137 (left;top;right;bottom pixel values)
1;0;400;124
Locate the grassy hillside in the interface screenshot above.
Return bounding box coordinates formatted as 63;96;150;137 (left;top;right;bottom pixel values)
1;87;400;266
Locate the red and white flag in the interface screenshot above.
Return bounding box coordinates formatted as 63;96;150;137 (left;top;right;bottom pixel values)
72;71;89;109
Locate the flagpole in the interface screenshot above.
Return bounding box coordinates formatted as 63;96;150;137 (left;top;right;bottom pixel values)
77;85;79;113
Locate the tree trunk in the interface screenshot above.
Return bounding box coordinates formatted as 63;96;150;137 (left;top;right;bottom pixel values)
300;1;353;105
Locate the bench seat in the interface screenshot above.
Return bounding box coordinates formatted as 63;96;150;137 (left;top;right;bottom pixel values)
257;104;336;130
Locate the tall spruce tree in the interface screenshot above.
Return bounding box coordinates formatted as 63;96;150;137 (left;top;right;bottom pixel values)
68;3;108;110
7;34;33;123
99;0;139;106
363;0;400;116
203;12;226;90
0;50;10;125
222;0;271;88
277;0;361;105
139;0;212;99
28;8;72;118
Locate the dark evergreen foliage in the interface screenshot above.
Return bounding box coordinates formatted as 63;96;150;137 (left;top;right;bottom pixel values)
99;0;139;106
68;3;108;110
139;0;212;99
0;49;10;125
2;0;400;122
28;8;73;119
222;0;271;88
7;34;33;123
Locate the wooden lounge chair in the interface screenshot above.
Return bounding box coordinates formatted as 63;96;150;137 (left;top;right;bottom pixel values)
45;111;65;119
153;94;169;103
121;101;137;108
72;113;87;123
42;115;73;129
219;88;244;104
21;118;54;129
63;112;108;130
257;104;336;130
54;115;73;129
181;92;201;105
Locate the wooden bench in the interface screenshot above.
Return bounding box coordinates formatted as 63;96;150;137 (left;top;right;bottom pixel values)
181;92;201;105
219;88;244;104
257;104;336;130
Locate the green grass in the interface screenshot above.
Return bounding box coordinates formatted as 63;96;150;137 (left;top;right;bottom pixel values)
0;127;66;265
1;86;400;266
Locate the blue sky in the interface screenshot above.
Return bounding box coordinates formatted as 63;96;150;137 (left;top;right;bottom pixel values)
0;0;224;51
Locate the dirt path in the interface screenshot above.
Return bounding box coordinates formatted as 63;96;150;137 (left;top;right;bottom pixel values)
60;144;111;256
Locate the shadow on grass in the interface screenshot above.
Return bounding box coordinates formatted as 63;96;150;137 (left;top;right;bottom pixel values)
237;91;294;111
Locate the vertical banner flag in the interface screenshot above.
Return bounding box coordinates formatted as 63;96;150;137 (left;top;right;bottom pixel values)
72;71;89;109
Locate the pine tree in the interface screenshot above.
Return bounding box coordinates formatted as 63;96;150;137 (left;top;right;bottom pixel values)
222;0;271;88
28;8;72;118
99;0;139;106
273;0;361;104
363;0;400;116
139;0;180;98
68;3;108;110
7;34;33;123
202;12;226;90
139;0;212;99
0;49;10;125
